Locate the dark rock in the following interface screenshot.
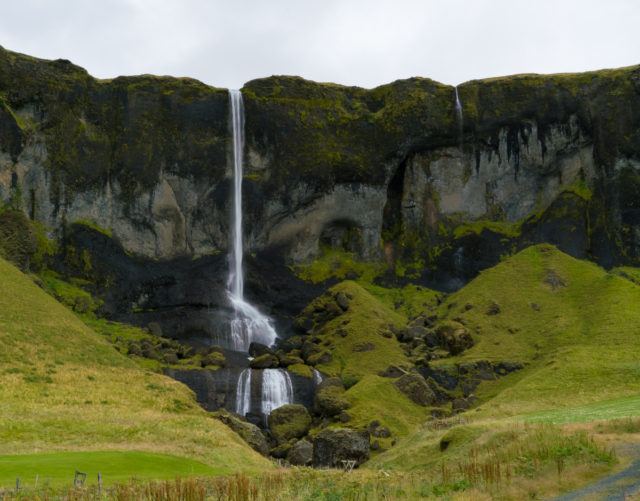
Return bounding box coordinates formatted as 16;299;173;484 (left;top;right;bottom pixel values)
314;379;350;416
312;428;370;467
378;365;407;378
214;409;269;455
352;342;375;352
249;342;275;358
418;365;459;391
338;411;351;423
270;441;293;459
531;303;541;311
493;361;524;375
307;350;332;366
337;328;349;338
163;351;179;364
436;321;474;355
367;420;381;432
335;292;350;311
287;439;313;466
250;353;279;369
372;426;391;438
486;301;501;315
544;269;567;290
452;395;478;413
301;341;321;360
278;354;305;367
325;301;342;318
268;404;312;444
147;321;163;337
280;335;305;352
371;440;380;451
458;361;495;381
393;373;436;406
461;378;480;397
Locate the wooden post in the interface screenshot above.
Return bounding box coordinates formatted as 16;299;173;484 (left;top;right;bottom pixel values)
98;472;102;494
15;478;20;491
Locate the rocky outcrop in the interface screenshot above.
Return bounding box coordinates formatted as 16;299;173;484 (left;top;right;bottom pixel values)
268;404;312;444
312;428;370;468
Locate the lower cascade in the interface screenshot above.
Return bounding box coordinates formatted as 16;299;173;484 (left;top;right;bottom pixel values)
261;369;294;416
235;368;252;417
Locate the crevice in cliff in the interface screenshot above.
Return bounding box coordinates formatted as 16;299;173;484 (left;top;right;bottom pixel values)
382;160;407;248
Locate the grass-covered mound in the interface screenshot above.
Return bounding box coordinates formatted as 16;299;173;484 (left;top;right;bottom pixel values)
0;257;270;480
428;244;640;417
294;281;437;444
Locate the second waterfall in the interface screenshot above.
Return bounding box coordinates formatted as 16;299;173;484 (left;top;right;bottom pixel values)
227;90;278;352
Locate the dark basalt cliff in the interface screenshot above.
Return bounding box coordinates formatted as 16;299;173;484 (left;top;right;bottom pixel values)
1;45;639;340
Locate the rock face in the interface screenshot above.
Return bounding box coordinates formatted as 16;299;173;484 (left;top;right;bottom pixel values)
2;46;640;338
213;409;269;456
312;428;370;467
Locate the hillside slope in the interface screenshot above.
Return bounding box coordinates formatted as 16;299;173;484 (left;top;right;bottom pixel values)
0;257;270;473
429;244;640;417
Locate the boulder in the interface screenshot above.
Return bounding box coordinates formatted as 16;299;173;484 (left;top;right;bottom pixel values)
393;373;436;406
268;404;312;444
436;321;474;355
306;350;332;366
378;365;407;378
213;409;269;456
312;428;370;467
250;353;279;369
200;351;226;368
335;292;350;311
287;439;313;466
278;353;305;367
314;379;350;416
249;342;275;358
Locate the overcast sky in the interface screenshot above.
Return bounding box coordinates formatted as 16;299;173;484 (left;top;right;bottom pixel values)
1;0;639;89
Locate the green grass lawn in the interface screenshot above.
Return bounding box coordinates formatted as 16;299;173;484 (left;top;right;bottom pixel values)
524;395;640;424
0;451;216;488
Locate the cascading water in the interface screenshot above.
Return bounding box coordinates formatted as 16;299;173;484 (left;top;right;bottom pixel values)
235;368;252;417
227;89;278;352
261;369;294;417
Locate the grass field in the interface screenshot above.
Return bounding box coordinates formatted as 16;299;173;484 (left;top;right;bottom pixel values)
0;451;216;488
0;257;270;480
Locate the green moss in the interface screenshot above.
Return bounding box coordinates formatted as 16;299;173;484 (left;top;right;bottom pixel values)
344;375;429;441
294;248;386;284
302;281;408;379
38;269;101;314
268;404;312;444
287;363;314;379
453;219;522;239
71;219;113;238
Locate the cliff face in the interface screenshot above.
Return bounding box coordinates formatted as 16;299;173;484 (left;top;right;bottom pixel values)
1;45;639;335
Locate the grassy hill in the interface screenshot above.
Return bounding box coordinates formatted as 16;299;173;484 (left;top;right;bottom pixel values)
429;244;640;418
0;256;270;487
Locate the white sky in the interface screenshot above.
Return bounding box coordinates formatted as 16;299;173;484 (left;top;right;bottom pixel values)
1;0;639;89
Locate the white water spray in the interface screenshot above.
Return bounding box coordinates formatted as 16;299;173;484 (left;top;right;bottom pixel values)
227;90;278;351
261;369;294;416
454;86;464;146
235;368;252;417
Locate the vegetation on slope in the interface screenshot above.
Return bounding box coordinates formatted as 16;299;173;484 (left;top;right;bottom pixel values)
425;244;640;417
0;257;270;479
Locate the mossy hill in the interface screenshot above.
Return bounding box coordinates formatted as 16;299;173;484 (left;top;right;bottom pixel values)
0;255;270;474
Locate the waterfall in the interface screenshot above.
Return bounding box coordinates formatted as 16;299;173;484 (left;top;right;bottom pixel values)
313;369;324;386
261;369;294;416
454;86;464;146
235;368;252;417
227;89;278;352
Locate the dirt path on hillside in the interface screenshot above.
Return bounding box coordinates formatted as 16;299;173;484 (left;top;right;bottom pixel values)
553;445;640;501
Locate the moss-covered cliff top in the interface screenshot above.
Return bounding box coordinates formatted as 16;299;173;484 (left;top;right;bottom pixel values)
1;45;639;202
